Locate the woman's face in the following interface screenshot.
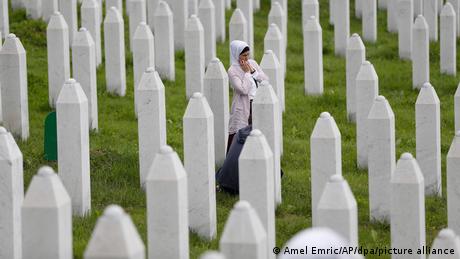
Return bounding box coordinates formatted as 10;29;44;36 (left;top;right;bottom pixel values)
239;51;250;62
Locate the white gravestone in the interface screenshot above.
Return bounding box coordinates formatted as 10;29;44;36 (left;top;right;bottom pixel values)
310;112;342;226
390;153;425;259
213;0;225;42
316;174;358;247
203;58;229;168
81;0;102;66
269;2;287;50
346;34;365;122
0;0;8;37
133;22;155;115
304;16;323;95
428;229;460;259
47;12;70;108
356;61;378;169
229;8;248;63
416;83;441;196
128;0;146;52
237;0;254;55
84;205;145;259
153;1;175;81
57;79;91;217
146;146;189;259
166;0;187;50
72;28;98;130
42;0;58;21
59;0;77;42
367;96;395;222
189;0;197;15
334;0;349;56
0;34;29;140
21;167;72;259
423;0;438;41
104;7;126;96
447;0;460;37
137;68;166;187
455;84;460;132
106;0;122;12
146;0;159;31
198;0;216;66
412;15;430;89
398;0;414;60
302;0;319;31
185;15;205;99
220;201;267;259
253;81;282;205
330;0;335;25
379;0;387;9
239;129;275;259
183;92;216;240
0;127;23;259
362;0;377;42
387;0;398;32
448;133;460;243
441;3;456;75
264;24;285;80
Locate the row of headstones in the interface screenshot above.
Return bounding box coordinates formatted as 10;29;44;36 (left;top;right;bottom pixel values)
309;107;460;256
0;75;282;258
302;0;458;97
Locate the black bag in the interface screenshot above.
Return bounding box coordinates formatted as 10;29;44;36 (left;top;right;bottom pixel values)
215;126;252;194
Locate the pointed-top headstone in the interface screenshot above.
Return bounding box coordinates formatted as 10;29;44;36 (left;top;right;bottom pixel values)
316;174;358;246
183;92;216;240
57;78;91;217
260;49;284;111
367;95;395;222
153;1;174;81
185;15;205;99
0;126;23;259
0;33;29;140
304;16;323;96
214;0;225;42
398;0;414;60
84;205;145;259
239;129;275;259
128;0;146;52
237;0;254;56
362;0;377;42
146;145;189;259
22;166;72;259
203;58;229;168
413;15;430;89
137;68;166;187
455;84;460;131
59;0;77;42
346;33;366;122
441;2;457;75
310;111;343;227
269;2;286;48
264;23;285;78
229;8;247;41
47;11;70;108
416;82;441;196
220;200;267;259
356;61;379;169
133;22;155;116
253;81;282;205
428;229;460;259
72;28;98;131
198;0;216;66
334;0;349;56
391;152;425;256
302;0;319;29
423;0;438;41
81;0;102;66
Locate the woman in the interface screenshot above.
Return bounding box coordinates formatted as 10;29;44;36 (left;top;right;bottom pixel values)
227;40;268;153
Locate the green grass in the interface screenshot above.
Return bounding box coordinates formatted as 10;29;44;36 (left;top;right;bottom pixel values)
10;0;460;258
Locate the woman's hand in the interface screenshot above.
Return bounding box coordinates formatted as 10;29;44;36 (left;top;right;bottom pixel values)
239;59;253;73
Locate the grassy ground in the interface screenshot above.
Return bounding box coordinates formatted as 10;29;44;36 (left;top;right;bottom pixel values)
10;0;460;258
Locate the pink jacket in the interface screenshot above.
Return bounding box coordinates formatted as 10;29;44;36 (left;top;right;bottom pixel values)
228;59;268;134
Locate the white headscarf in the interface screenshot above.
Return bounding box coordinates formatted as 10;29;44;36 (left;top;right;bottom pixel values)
230;40;250;65
278;228;359;259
